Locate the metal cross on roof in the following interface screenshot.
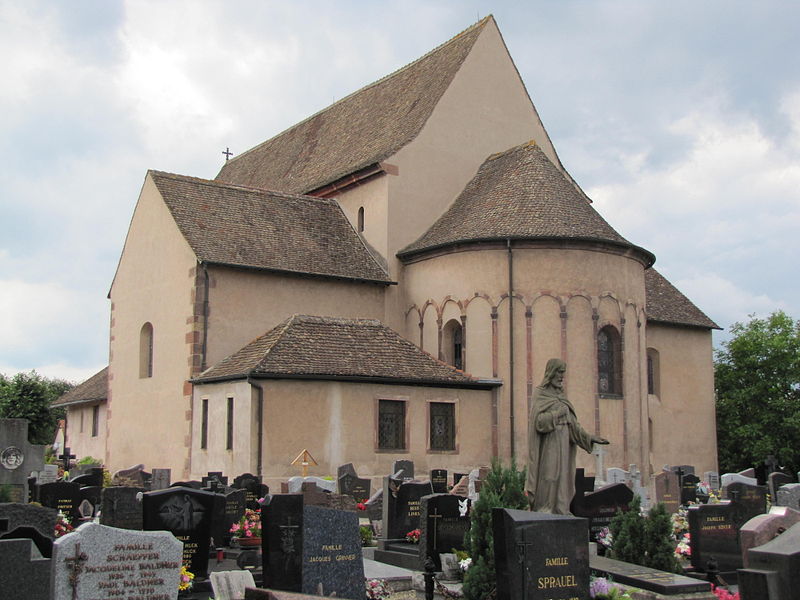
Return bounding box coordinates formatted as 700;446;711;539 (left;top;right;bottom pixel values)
222;147;233;161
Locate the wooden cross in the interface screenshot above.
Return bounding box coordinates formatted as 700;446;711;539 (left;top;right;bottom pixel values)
64;543;88;600
291;449;318;477
59;447;76;472
222;147;233;161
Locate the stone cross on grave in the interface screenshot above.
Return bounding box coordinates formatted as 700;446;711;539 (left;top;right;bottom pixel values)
515;539;536;600
764;455;780;475
673;466;685;487
64;542;88;600
59;447;76;472
279;515;301;568
592;444;607;486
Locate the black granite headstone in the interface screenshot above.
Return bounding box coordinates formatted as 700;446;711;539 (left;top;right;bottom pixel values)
0;538;52;598
0;503;57;543
78;485;103;518
100;486;144;530
142;486;217;576
453;473;468;487
170;480;203;489
430;469;448;494
37;481;82;522
338;473;371;503
263;494;304;592
301;505;364;598
570;468;632;543
220;488;247;546
768;471;793;501
393;460;414;481
493;508;589;600
725;481;768;516
383;479;434;540
233;472;269;510
0;525;54;558
202;471;229;489
70;467;104;487
337;463;357;481
681;473;700;505
419;494;470;570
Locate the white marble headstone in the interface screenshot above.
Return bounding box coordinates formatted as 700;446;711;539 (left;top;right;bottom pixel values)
607;467;628;485
721;472;758;489
287;476;336;493
210;570;256;600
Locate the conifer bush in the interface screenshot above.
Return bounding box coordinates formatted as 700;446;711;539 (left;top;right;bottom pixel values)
609;495;646;564
462;460;527;600
644;502;682;573
609;498;682;573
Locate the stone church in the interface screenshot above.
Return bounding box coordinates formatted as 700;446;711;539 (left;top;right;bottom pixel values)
55;16;719;486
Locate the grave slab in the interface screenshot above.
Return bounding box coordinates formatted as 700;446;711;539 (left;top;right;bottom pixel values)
589;555;712;594
739;505;800;568
776;482;800;510
0;538;52;600
739;520;800;600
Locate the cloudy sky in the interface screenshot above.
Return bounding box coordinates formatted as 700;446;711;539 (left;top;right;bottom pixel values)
2;1;798;383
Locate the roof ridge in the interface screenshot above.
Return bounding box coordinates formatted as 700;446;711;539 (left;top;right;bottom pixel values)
149;169;338;206
486;139;538;162
224;16;493;169
251;316;298;373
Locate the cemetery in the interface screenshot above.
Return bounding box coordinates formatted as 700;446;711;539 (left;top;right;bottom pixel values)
2;11;799;600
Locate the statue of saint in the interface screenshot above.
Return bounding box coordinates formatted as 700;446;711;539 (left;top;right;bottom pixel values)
525;358;609;514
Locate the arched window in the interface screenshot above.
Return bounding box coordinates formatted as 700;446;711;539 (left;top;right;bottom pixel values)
357;206;365;232
647;347;660;397
442;319;463;370
597;325;622;395
139;322;154;378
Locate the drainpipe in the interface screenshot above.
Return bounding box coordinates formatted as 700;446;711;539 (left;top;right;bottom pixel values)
248;378;264;478
507;239;515;460
201;263;210;372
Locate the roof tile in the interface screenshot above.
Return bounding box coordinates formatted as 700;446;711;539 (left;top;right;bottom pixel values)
52;367;108;407
645;269;719;329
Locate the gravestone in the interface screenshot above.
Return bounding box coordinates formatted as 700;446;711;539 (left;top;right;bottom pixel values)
493;508;589;600
570;468;633;542
739;505;800;567
738;520;800;600
654;471;681;514
382;477;434;540
0;418;46;503
726;480;768;516
365;488;383;522
338;472;371;503
453;472;468;487
287;476;335;494
70;467;104;487
112;464;150;488
170;479;203;489
680;473;700;505
607;467;628;485
776;483;800;510
202;471;229;488
100;486;144;530
768;471;793;500
393;460;414;481
721;471;758;489
301;481;332;508
419;494;471;570
336;463;357;480
0;538;52;599
78;485;102;519
51;521;182;600
450;475;469;497
590;555;711;595
150;467;171;490
430;469;448;494
220;488;247;546
592;444;607;487
672;464;695;476
703;470;720;491
211;570;257;600
233;472;269;509
301;505;364;598
0;502;58;543
36;464;59;485
38;481;82;522
143;486;218;576
262;494;303;592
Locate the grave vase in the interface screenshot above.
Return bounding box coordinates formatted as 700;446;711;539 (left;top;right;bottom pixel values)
238;536;262;547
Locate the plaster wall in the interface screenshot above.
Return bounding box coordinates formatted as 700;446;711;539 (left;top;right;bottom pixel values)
333;176;390;264
107;174;199;475
64;403;107;462
204;267;386;367
646;323;718;474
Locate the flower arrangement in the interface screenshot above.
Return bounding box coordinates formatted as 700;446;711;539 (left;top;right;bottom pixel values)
359;525;374;546
229;508;262;539
54;512;74;538
589;577;632;600
711;585;740;600
178;565;194;591
459;557;472;572
596;526;613;551
674;533;691;559
671;508;689;539
405;528;421;543
357;502;367;511
365;578;391;600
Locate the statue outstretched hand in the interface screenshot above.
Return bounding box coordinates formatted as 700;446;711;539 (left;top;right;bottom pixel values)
591;436;609;445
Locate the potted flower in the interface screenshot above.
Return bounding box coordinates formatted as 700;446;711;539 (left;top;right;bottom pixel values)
405;528;421;543
230;508;262;547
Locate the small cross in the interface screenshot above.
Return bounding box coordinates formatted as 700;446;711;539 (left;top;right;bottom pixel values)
429;508;443;549
64;543;88;600
59;447;76;472
222;147;233;161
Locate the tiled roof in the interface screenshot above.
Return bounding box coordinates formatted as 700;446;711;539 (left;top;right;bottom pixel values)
215;17;491;194
398;141;654;263
194;315;498;388
150;171;391;283
645;269;719;329
52;367;108;407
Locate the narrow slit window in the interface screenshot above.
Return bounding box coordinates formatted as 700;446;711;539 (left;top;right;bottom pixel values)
201;398;208;450
226;397;234;451
91;405;99;437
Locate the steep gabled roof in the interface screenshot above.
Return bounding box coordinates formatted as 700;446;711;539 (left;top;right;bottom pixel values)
52;367;108;408
215;17;492;194
193;315;499;389
149;171;391;284
398;141;654;264
645;269;720;329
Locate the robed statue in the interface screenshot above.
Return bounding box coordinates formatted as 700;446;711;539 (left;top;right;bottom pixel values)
525;358;609;514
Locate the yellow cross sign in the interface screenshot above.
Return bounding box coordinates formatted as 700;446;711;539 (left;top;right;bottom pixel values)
291;449;318;477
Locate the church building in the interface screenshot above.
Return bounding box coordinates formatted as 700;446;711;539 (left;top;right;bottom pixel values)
56;16;719;486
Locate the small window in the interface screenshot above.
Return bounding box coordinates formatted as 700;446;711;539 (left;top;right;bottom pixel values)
226;397;234;451
647;348;660;396
357;206;365;232
80;408;85;433
429;402;455;451
91;405;99;437
597;325;622;395
139;322;154;378
378;399;406;450
201;398;209;450
442;319;464;370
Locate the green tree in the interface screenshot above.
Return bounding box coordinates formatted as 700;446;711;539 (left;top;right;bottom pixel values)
462;460;528;600
714;311;800;475
644;503;681;573
609;495;646;564
0;371;73;444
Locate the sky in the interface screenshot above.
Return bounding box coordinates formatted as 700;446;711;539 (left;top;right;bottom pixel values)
1;1;799;384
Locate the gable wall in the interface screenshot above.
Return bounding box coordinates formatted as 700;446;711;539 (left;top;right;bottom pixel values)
333;176;390;266
107;174;199;475
64;402;107;462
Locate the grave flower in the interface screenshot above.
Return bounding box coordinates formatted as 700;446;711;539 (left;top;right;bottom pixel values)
54;511;74;538
711;585;740;600
365;577;390;600
357;502;367;511
674;532;691;559
596;526;613;550
230;508;262;539
178;565;194;591
589;576;632;600
405;528;421;543
459;557;472;572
